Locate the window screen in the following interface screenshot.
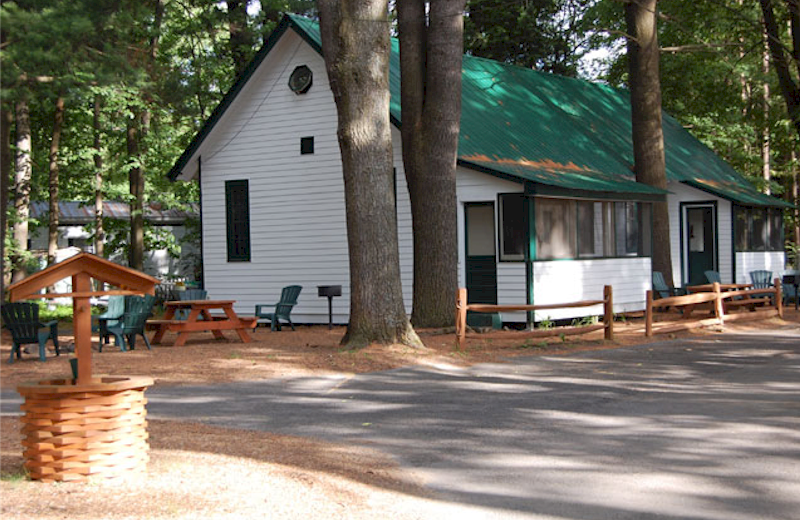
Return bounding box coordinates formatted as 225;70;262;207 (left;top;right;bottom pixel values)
499;193;526;261
535;198;575;259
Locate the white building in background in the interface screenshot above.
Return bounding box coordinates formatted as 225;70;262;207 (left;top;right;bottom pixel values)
166;15;792;325
28;201;199;298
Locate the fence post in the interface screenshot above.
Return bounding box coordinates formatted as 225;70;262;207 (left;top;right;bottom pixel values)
455;288;468;350
603;285;613;341
775;277;783;319
645;290;653;337
712;281;725;329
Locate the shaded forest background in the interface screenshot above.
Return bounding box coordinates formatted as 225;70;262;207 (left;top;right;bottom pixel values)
2;0;798;285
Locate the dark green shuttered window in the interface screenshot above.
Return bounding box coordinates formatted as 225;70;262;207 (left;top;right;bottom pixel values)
225;180;251;262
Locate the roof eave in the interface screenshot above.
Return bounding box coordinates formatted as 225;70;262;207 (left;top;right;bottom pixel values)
167;15;320;182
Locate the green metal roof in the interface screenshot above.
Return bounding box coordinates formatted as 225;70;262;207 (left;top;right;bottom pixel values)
169;15;791;209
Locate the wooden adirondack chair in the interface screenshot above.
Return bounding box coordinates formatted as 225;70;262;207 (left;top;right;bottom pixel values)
255;285;302;331
103;294;156;352
1;302;60;363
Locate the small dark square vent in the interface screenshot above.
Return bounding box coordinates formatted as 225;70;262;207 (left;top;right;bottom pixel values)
301;136;314;155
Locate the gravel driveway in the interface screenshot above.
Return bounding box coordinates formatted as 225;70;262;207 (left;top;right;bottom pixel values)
133;332;800;520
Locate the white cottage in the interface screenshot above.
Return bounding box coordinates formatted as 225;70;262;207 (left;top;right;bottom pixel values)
167;15;791;324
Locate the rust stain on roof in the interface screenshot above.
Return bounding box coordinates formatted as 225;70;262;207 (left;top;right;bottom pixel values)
462;154;591;173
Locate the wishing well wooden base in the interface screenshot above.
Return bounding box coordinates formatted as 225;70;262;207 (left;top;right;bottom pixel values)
17;376;154;482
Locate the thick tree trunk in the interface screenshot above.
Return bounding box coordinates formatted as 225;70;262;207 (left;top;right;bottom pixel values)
625;0;673;283
760;0;800;140
227;0;252;76
48;96;65;269
762;32;771;194
398;0;464;328
94;95;104;259
1;105;12;299
12;98;32;283
127;114;144;270
319;0;422;349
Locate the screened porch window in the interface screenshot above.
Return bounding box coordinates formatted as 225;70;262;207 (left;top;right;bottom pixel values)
499;193;526;261
225;179;251;262
535;198;576;259
734;206;784;252
533;197;651;260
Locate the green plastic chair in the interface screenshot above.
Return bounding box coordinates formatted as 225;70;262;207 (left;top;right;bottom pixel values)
749;270;773;289
255;285;302;331
782;272;799;307
176;289;208;320
94;295;126;346
704;270;721;284
1;302;60;363
103;294;156;352
652;271;685;299
749;270;774;304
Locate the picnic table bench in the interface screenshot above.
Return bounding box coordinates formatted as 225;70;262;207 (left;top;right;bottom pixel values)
148;300;257;347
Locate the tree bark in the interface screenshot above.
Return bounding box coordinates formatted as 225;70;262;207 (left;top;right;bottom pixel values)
1;105;12;299
319;0;422;349
48;95;65;269
94;94;104;259
127;113;144;270
227;0;253;76
625;0;673;283
12;98;32;283
760;0;800;140
762;30;771;194
398;0;464;328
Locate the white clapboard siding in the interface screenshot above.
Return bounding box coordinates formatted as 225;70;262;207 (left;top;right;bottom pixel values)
455;166;523;290
667;182;733;285
192;27;717;325
735;252;785;284
196;29;418;323
199;30;351;321
531;258;651;321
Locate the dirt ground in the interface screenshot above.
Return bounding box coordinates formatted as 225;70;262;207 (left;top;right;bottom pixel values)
2;309;799;519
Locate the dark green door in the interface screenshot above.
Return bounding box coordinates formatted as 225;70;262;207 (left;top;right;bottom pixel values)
465;203;497;304
686;206;716;285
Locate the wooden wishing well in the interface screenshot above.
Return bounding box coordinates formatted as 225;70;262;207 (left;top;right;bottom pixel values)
8;253;158;482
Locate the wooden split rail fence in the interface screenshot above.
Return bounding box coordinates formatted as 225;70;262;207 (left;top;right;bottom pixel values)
455;286;614;350
645;279;784;337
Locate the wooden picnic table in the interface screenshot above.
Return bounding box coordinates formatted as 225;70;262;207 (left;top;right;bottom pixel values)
148;300;257;347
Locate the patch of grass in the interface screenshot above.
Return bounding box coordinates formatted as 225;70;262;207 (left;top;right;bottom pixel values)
571;315;599;327
537;317;554;330
228;351;242;359
1;469;28;484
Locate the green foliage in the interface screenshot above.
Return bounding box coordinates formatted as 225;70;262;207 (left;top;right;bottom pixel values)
35;300;100;322
536;316;554;330
571;315;599;327
464;0;591;76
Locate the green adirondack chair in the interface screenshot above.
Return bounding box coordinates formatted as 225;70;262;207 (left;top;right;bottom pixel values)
1;302;60;363
176;289;208;320
652;271;685;299
704;270;721;284
103;294;156;352
255;285;302;331
749;270;773;289
94;295;126;346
